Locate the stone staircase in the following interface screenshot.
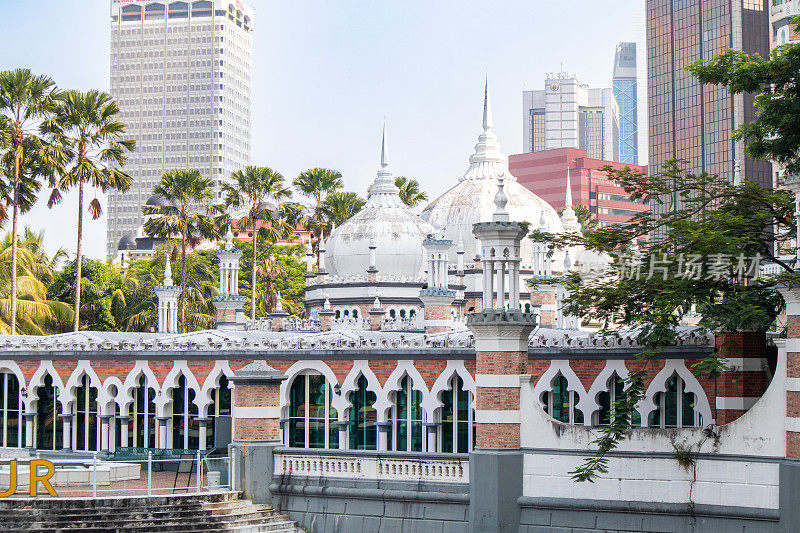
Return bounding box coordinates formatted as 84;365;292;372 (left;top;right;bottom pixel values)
0;491;303;532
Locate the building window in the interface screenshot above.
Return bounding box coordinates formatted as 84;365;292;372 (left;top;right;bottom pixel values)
348;375;377;450
0;372;22;448
207;375;232;449
121;4;143;22
191;0;212;17
168;1;189;19
74;374;99;452
596;373;641;426
649;374;702;428
144;3;165;20
542;373;584;425
288;374;338;449
388;376;423;452
171;375;199;449
441;375;474;453
35;373;63;450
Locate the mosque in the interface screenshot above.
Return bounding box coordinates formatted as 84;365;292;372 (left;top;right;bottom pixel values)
0;81;787;532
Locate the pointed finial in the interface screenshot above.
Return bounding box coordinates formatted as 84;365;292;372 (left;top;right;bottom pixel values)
538;210;548;231
733;159;741;186
275;291;283;313
369;236;376;249
225;226;234;250
563;249;572;273
565;168;573;209
319;228;325;249
373;290;382;309
483;71;493;132
163;255;173;287
493;177;509;222
381;119;389;169
323;290;331;309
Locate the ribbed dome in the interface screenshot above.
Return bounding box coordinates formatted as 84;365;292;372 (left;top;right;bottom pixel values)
118;233;137;250
325;126;435;279
145;194;170;207
421;81;562;265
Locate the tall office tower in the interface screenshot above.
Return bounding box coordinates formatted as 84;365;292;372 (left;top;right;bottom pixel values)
770;0;800;47
635;13;649;165
523;73;619;162
107;0;253;258
613;42;639;165
646;0;770;219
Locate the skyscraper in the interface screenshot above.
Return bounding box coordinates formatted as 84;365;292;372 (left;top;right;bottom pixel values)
523;73;619;162
612;42;639;165
107;0;253;258
646;0;770;207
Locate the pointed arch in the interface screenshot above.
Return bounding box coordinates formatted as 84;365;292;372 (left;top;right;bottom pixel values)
339;360;382;418
581;360;630;423
642;359;713;427
121;362;161;416
532;360;589;426
280;360;340;419
375;361;431;421
198;361;234;416
27;362;67;411
422;360;476;414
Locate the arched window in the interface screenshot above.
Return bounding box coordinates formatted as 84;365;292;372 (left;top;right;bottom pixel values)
441;375;474;453
207;375;232;449
348;375;376;450
352;309;359;319
524;303;531;313
144;3;165;19
542;373;583;425
288;374;338;448
343;309;349;317
399;309;406;319
168;1;189;18
409;309;416;318
35;374;63;450
649;374;702;428
131;375;156;448
0;372;22;448
74;375;99;452
335;309;341;319
388;376;423;451
121;4;142;21
171;375;199;449
389;309;396;319
596;373;641;426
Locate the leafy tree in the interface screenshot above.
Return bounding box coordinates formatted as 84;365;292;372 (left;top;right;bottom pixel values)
533;161;794;482
0;228;72;334
50;258;117;331
47;90;134;332
686;19;800;173
317;191;365;235
219;166;303;320
0;69;60;334
143;169;217;332
293;167;344;248
395;176;428;208
236;240;306;317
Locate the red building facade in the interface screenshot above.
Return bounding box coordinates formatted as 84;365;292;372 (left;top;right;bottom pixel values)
508;147;649;227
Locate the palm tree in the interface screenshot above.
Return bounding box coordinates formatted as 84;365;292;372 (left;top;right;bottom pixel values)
220;166;302;320
293;168;343;246
48;90;134;332
0;229;72;334
395;176;428;208
0;69;60;334
143;169;217;332
317;191;366;235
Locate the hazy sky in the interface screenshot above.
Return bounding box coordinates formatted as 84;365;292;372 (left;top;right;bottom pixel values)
0;0;643;259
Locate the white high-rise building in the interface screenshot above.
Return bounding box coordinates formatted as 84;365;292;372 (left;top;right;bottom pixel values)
107;0;253;258
522;73;619;162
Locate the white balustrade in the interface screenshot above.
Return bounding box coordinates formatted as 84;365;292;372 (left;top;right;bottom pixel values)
275;452;468;483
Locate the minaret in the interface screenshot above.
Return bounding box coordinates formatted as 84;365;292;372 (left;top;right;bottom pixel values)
317;229;327;285
420;233;455;334
468;171;537;532
367;237;378;283
155;256;180;334
453;234;467;319
213;228;246;330
270;289;289;332
560;168;581;234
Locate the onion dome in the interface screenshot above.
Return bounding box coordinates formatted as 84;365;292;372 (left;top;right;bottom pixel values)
325;123;435;279
421;78;563;266
145;194;170;207
118;233;137;251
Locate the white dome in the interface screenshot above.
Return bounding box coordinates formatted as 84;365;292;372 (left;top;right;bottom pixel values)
325;128;435;279
421;84;563;266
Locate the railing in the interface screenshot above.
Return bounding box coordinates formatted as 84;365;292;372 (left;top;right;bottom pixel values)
0;451;232;497
331;317;370;330
381;317;421;331
283;317;320;332
247;317;273;331
274;449;468;483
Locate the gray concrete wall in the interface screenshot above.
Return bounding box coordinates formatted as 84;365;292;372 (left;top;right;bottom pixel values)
269;476;469;533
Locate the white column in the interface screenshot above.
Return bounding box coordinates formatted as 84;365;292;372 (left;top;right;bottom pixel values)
440;258;447;288
497;259;506;310
378;427;388;451
25;416;34;448
198;420;208;451
101;418;110;451
62;417;71;450
159;420;168;449
119;418;128;449
482;260;493;309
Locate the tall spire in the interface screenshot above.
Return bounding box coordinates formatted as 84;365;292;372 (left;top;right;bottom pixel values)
483;71;493;132
560;167;581;233
381;119;389;168
565;168;573;208
163;256;173;287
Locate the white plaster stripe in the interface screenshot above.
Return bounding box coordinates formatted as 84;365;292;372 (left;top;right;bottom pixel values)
787;378;800;392
721;358;766;372
475;410;520;424
232;406;281;419
476;374;520;388
786;417;800;433
785;339;800;351
714;397;760;410
424;319;455;326
538;304;557;311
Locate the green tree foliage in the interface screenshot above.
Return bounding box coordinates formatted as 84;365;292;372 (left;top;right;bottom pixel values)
395;176;428;208
533;162;794;483
317;191;366;235
237;240;306;318
47;90;134;332
0;68;61;334
557;203;597;234
143;169;217;332
50;258;117;331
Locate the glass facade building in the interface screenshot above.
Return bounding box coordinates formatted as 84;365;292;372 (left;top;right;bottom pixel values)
646;0;771;228
612;42;639;165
